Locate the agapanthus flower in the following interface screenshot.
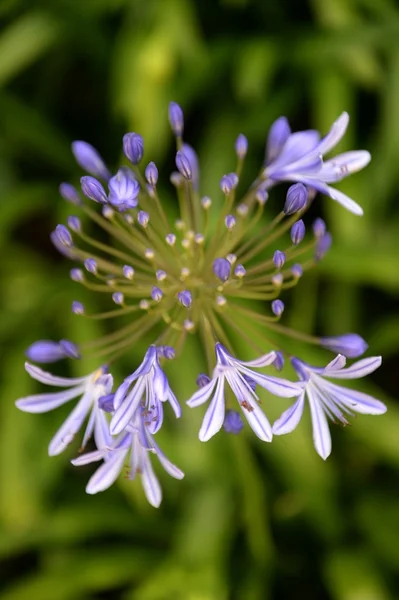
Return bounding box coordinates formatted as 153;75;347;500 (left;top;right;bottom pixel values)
15;101;384;506
264;112;370;215
16;363;112;456
272;355;386;459
72;406;184;508
186;344;303;442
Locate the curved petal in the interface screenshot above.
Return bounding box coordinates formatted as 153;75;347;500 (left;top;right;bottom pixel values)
324;185;363;216
323;354;347;372
238;366;303;397
322;381;387;415
198;378;226;442
94;407;112;449
71;448;107;466
314;112;349;155
307;386;331;459
140;452;162;508
48;390;93;456
165;387;182;418
272;393;306;435
186;378;217;408
25;362;86;387
324;356;381;380
240;399;273;442
270;130;320;171
232;351;276;369
110;377;146;435
113;379;132;411
86;448;129;494
16;385;84;413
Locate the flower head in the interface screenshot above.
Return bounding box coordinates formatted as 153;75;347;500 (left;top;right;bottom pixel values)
187;344;303;442
16;363;112;456
264;112;370;215
272;355;386;459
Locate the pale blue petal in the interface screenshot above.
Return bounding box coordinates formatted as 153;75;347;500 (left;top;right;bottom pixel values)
314;112;349;155
86;448;129;494
110;377;146;435
81;406;96;449
324;356;382;380
307;386;332;459
241;398;273;442
186;378;217;408
322;380;387;415
166;387;182;418
272;393;306;435
238;366;303;397
140;452;162;507
25;362;86;387
270;130;320;171
324;354;346;372
16;385;84;413
232;351;276;369
48;390;93;455
113;379;132;411
94;407;112;449
71;449;106;466
199;378;226;441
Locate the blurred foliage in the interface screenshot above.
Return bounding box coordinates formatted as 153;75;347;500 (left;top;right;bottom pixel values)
0;0;399;598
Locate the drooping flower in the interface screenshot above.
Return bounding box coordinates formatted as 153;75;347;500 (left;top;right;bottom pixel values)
16;363;113;456
110;346;181;436
272;355;386;459
72;407;184;508
264;112;370;215
187;344;303;442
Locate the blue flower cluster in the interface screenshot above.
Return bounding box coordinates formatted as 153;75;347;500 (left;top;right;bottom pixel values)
16;104;386;506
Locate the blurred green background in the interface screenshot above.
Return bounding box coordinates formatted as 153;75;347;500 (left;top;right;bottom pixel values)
1;0;399;598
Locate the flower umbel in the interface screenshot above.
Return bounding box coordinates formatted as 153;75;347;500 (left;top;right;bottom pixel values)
15;102;385;506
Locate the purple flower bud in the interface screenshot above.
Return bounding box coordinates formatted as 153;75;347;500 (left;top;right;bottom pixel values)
220;173;238;194
291;220;305;245
112;292;124;305
273;250;286;269
225;214;236;230
123;133;144;165
197;373;210;388
72;141;110;180
138;210;150;227
182;144;200;190
284;183;308;215
151;286;163;302
168;101;184;136
98;394;115;413
156;270;166;281
313;218;326;238
59;183;81;205
320;333;368;358
291;263;303;278
157;345;175;360
102;205;114;219
176;150;192;180
272;273;283;286
235;134;248;159
72;301;84;315
315;232;332;261
223;410;244;434
234;264;246;278
67;216;81;232
145;161;158;186
80;176;107;204
70;268;84;282
201;196;211;209
166;233;176;246
54;224;73;248
59;339;80;359
123;265;135;279
25;339;79;363
266;116;291;164
274;351;284;371
170;171;184;187
272;299;284;317
84;258;97;274
108;167;139;209
213;258;231;282
177;290;192;308
255;189;268;205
